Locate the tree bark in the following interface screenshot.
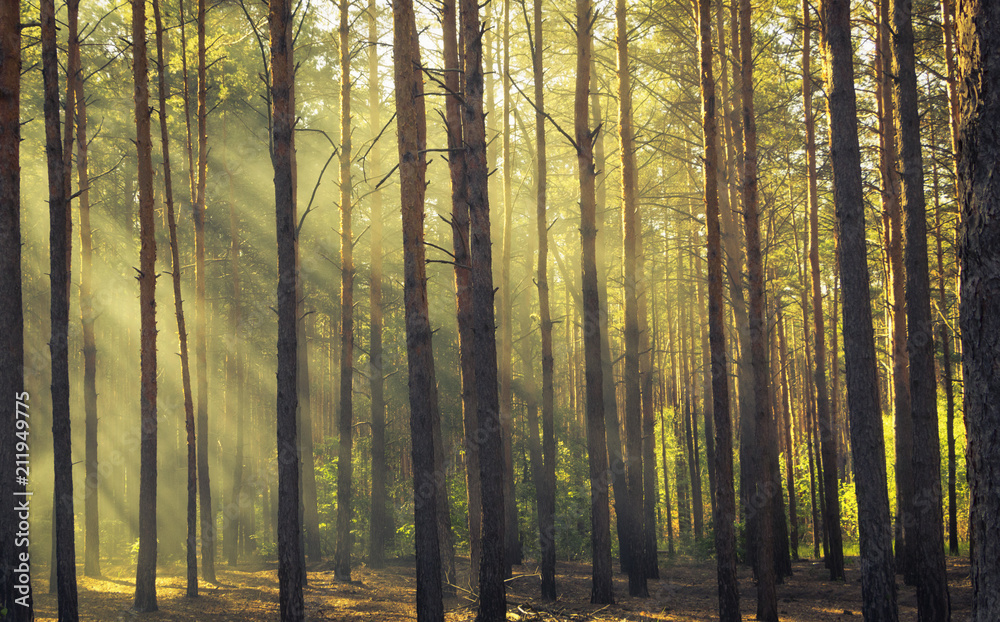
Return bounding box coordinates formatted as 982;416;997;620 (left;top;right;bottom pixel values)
270;0;305;616
153;0;198;594
334;0;355;581
616;0;647;595
530;0;557;599
956;3;1000;618
129;0;156;609
697;0;740;612
819;0;899;617
890;0;952;616
575;0;614;604
460;0;506;614
0;6;29;619
394;1;446;618
368;0;388;570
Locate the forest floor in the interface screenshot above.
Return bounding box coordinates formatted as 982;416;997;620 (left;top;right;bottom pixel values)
32;554;972;621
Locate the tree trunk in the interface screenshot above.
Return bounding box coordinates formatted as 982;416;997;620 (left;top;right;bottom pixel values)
224;112;244;568
334;0;355;580
890;0;952;616
956;3;1000;618
0;7;29;618
802;0;845;580
575;0;614;604
194;0;216;583
270;0;305;616
461;0;506;614
616;0;647;595
368;0;388;570
153;0;198;594
776;299;799;561
530;0;557;599
394;1;446;618
819;0;899;617
129;0;156;608
697;0;740;612
443;0;481;586
738;0;777;615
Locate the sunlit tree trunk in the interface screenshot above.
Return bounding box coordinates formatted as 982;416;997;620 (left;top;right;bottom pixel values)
802;0;844;579
820;0;899;617
334;0;355;580
394;0;445;618
0;6;28;618
193;0;217;583
738;0;777;615
461;0;506;614
270;0;305;616
616;0;647;594
529;0;557;599
890;0;951;615
697;0;740;612
153;0;198;594
368;0;389;570
956;2;1000;618
576;0;614;603
129;0;156;609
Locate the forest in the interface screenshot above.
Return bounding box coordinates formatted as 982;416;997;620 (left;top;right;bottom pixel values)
0;0;999;619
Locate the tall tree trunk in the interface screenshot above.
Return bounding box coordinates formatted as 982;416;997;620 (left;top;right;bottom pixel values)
616;0;647;595
575;0;614;603
66;0;101;580
443;0;480;585
738;0;777;616
931;154;959;556
802;0;845;579
461;0;506;614
130;0;156;608
394;1;445;618
499;0;520;574
819;0;899;617
890;0;951;616
153;0;198;594
0;6;29;618
224;112;244;568
697;0;740;612
875;0;915;578
956;3;1000;618
368;0;388;570
194;0;216;583
776;299;799;561
270;0;305;616
43;0;80;615
530;0;557;599
334;0;356;580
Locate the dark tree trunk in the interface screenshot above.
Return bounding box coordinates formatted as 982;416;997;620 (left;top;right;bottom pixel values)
459;0;506;615
575;0;614;604
334;0;355;581
957;3;1000;618
776;299;799;561
130;0;157;609
891;0;952;616
616;0;647;596
224;115;244;568
153;0;198;594
368;0;388;570
0;7;29;619
819;0;899;617
802;0;845;580
738;0;778;616
393;1;445;618
697;0;740;613
194;0;216;583
443;0;481;586
529;0;557;599
270;0;305;616
43;0;80;615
